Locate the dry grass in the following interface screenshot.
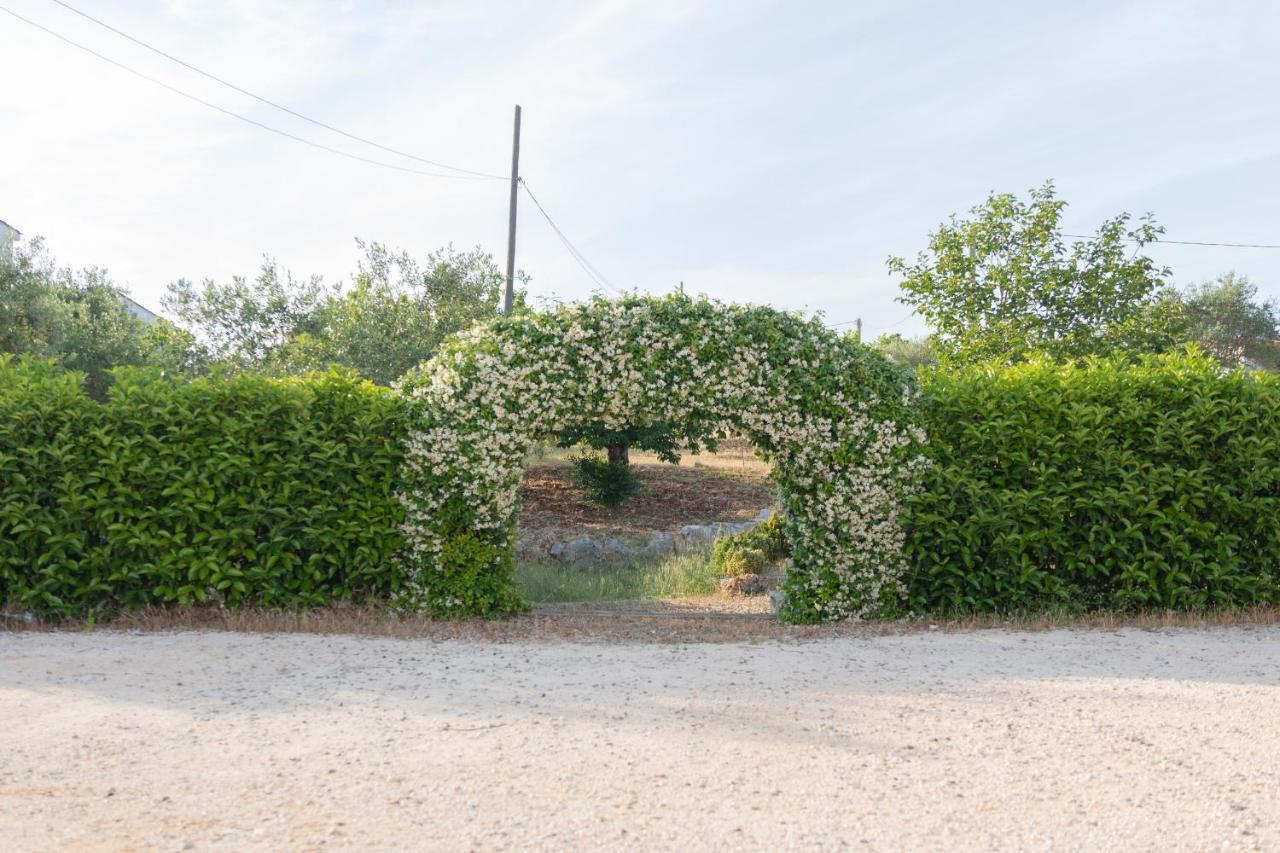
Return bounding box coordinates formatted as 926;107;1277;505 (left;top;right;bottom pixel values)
4;604;1277;645
924;606;1280;633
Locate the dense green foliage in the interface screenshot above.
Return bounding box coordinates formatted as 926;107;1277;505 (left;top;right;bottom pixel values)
568;450;641;507
0;358;408;618
888;181;1185;365
10;218;1278;624
904;352;1280;613
1181;272;1280;370
164;241;525;384
0;240;204;397
431;530;523;618
712;512;788;576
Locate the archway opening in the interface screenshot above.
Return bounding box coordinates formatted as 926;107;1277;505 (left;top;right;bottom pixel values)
396;295;926;622
514;427;773;560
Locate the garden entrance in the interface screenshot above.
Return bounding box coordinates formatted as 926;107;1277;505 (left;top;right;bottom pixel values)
396;295;927;622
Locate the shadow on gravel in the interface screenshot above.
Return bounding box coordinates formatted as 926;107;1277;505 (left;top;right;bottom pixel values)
1;606;1278;720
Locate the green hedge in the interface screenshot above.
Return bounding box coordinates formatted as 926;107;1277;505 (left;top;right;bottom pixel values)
0;359;408;617
905;352;1280;613
10;347;1279;622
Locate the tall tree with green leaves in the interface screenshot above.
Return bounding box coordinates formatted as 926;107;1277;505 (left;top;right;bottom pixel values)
163;259;331;371
1;238;202;397
1181;272;1280;370
276;242;522;385
163;241;523;385
888;181;1185;365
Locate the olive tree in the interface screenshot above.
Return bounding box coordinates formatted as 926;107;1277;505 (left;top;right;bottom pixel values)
1182;272;1280;370
163;241;524;385
1;238;202;397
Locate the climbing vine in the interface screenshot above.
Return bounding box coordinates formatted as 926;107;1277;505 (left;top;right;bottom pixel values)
396;295;928;622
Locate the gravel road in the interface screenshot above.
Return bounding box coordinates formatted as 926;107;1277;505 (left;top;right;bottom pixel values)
2;627;1278;851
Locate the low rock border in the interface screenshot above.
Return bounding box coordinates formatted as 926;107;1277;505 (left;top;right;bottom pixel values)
517;507;774;564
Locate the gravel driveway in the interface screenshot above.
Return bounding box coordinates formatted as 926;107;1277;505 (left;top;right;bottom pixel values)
2;627;1278;851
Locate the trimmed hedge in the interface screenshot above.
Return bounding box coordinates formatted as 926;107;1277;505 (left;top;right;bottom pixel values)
0;359;408;617
8;346;1279;622
905;352;1280;613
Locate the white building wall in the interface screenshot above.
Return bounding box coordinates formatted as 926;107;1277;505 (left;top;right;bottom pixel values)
0;219;18;253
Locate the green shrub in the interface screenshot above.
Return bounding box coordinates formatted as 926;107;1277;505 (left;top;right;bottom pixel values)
905;351;1280;614
427;531;526;617
568;451;640;507
712;512;788;576
718;546;766;576
0;358;409;618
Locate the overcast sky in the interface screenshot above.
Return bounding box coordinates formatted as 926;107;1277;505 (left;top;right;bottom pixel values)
2;0;1278;337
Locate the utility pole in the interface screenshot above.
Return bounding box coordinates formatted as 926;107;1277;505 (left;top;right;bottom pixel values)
855;318;862;342
503;104;522;315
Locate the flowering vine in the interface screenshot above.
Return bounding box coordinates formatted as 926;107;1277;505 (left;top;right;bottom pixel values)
396;294;928;622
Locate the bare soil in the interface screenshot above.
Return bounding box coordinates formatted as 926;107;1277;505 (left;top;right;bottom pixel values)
519;454;773;544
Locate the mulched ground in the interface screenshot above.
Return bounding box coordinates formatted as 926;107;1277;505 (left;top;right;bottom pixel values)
519;461;774;544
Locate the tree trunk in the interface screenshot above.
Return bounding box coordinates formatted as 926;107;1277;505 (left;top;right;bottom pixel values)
606;442;630;467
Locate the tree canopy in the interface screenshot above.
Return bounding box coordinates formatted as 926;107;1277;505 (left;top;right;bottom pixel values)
1181;272;1280;370
164;241;523;385
888;181;1185;365
0;239;202;397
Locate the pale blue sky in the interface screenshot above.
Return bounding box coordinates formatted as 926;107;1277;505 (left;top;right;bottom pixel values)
2;0;1278;337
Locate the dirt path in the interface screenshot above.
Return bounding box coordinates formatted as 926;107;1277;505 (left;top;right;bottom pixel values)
3;627;1278;851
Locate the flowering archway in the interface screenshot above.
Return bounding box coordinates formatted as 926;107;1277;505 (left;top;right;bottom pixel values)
397;295;927;622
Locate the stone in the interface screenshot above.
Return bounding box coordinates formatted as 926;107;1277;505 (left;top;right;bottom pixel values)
718;573;770;596
645;531;675;557
548;541;566;559
768;589;786;613
679;524;717;544
756;507;773;521
1;610;37;624
604;537;628;557
566;536;600;562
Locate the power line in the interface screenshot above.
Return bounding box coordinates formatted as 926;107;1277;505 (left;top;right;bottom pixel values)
519;179;622;294
832;312;915;336
45;0;505;180
1063;233;1280;250
0;4;497;181
523;180;618;292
